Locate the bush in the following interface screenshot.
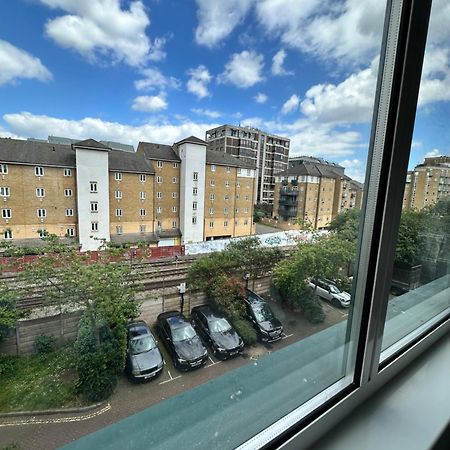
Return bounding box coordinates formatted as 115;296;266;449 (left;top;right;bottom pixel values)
0;355;18;379
280;284;325;324
232;319;258;346
35;334;56;355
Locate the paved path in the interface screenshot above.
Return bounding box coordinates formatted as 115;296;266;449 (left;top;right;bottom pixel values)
255;223;280;234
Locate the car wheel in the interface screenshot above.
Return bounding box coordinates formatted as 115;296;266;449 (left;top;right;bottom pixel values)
331;298;341;308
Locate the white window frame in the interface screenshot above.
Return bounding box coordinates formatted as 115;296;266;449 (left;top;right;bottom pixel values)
225;180;230;187
157;206;162;213
139;224;146;233
157;192;163;199
36;188;45;198
66;228;75;237
192;217;197;225
193;187;198;196
157;161;163;168
115;208;122;217
90;201;98;213
140;208;146;217
90;182;98;193
140;174;147;182
173;162;179;168
157;176;163;183
116;225;123;235
210;194;215;201
172;177;177;183
172;220;177;229
209;207;214;215
0;164;8;174
210;179;215;187
172;206;177;213
209;220;214;228
91;222;99;232
115;172;123;181
192;202;198;210
140;191;146;200
37;208;46;218
211;165;216;172
64;189;72;197
35;166;44;177
172;192;177;199
64;168;72;177
2;209;12;219
4;229;12;239
115;190;122;199
0;187;10;197
65;208;74;217
193;172;199;181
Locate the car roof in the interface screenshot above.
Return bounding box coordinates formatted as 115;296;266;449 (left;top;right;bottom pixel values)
246;290;266;306
192;305;220;320
127;321;150;337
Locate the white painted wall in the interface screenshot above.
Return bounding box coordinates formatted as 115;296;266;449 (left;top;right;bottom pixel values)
179;142;206;243
75;148;110;251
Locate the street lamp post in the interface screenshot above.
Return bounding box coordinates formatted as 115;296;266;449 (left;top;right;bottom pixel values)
178;282;186;314
244;273;250;290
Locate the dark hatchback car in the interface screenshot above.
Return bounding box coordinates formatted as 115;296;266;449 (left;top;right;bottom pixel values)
156;311;208;371
191;305;244;359
125;321;164;382
245;290;283;342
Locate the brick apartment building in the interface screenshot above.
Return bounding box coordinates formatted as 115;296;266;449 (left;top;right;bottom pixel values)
0;136;256;250
272;156;363;230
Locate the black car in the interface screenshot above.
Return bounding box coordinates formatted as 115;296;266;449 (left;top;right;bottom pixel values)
245;290;283;342
157;311;208;371
191;305;244;359
125;321;164;382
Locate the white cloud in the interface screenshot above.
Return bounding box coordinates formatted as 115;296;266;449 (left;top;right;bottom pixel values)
134;67;180;91
0;40;52;86
339;158;366;182
418;47;450;105
301;59;378;123
191;108;222;119
194;0;254;47
240;117;265;128
254;92;268;104
3;111;220;146
132;93;167;112
187;65;213;98
219;50;264;88
148;37;167;61
424;149;443;158
39;0;158;67
281;94;300;114
271;49;292;75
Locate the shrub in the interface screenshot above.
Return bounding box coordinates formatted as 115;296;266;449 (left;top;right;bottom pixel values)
232;319;258;346
0;355;18;378
299;288;325;324
35;334;56;355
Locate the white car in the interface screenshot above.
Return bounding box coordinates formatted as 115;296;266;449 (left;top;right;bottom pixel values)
308;279;351;308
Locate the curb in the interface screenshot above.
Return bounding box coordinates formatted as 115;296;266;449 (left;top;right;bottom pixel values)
0;401;106;418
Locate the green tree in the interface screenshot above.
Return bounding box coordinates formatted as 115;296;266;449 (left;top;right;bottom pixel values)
0;284;19;343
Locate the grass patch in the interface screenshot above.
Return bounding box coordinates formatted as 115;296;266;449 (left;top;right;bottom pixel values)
0;347;87;412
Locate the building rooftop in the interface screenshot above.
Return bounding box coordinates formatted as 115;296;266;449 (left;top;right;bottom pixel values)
72;139;110;151
137;142;181;162
175;136;207;146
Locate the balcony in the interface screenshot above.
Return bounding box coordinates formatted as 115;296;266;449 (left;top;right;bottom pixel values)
278;206;297;217
279;197;297;207
280;188;298;196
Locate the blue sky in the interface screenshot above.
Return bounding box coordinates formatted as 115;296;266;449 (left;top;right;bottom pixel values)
0;0;449;182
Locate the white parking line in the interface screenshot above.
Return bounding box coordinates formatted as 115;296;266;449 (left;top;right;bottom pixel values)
159;369;182;385
281;333;294;340
205;356;221;368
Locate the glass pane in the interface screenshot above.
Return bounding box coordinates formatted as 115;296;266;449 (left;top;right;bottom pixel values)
380;0;450;359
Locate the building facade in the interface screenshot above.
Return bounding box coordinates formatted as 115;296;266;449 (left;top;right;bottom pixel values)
272;156;364;230
402;155;450;210
205;125;290;205
0;136;256;250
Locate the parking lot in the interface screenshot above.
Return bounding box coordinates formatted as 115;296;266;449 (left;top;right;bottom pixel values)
0;297;349;450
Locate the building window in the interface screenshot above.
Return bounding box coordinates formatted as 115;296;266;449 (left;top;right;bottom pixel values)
115;208;122;217
236;194;240;200
139;225;146;233
224;208;229;214
247;169;251;176
224;194;229;200
157;176;163;183
0;187;10;197
193;187;198;196
115;172;122;181
172;177;177;183
173;162;178;168
226;166;231;173
172;206;177;212
2;209;11;219
246;181;250;188
209;220;214;228
115;190;122;199
37;209;46;218
157;206;162;213
4;229;12;239
157;220;161;229
157;161;163;168
193;201;198;210
38;229;47;238
140;191;146;200
157;192;162;199
244;208;249;213
172;220;177;229
91;222;98;232
90;201;98;213
172;192;177;199
66;228;75;237
235;220;238;226
235;208;239;213
209;207;214;215
140;174;147;182
64;189;72;197
35;166;44;177
210;194;215;201
225;180;230;187
0;164;8;174
64;168;72;177
65;208;74;216
140;209;146;216
237;181;241;188
224;220;228;227
211;165;216;172
90;182;97;193
193;171;198;181
36;188;45;198
192;217;197;225
210;180;215;187
244;219;248;225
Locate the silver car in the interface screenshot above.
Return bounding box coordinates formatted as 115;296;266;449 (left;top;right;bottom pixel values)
308;279;351;308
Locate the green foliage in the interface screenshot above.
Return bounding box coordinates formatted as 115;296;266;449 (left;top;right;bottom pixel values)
0;283;19;343
35;335;56;355
208;276;247;321
232;319;258;346
395;210;425;267
297;287;325;324
0;355;18;379
328;208;361;242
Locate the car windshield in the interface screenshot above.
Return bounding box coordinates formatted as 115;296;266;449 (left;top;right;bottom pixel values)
329;285;341;294
253;304;274;322
172;324;197;342
209;318;232;333
129;335;156;355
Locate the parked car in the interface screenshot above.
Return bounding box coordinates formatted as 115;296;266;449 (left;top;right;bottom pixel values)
125;321;164;382
191;305;244;359
245;289;283;342
156;311;208;371
308;278;351;308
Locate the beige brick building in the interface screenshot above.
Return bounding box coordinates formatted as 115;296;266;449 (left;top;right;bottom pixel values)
402;155;450;210
1;136;257;249
272;156;364;230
